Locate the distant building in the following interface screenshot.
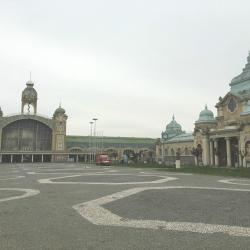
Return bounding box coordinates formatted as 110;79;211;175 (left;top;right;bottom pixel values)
67;136;155;162
0;80;155;163
194;52;250;167
156;52;250;167
156;116;194;166
0;80;68;163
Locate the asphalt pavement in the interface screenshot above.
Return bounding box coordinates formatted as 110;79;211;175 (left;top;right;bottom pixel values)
0;163;250;250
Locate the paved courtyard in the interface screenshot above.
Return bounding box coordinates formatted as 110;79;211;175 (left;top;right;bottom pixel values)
0;163;250;250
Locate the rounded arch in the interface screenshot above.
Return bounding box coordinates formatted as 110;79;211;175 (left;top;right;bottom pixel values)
184;147;189;155
104;148;118;159
1;115;53;130
68;147;84;153
171;148;175;156
1;119;52;152
164;147;169;156
245;141;250;156
196;144;203;164
123;149;136;158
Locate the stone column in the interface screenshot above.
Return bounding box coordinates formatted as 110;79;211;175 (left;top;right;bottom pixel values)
11;155;13;163
243;157;247;168
202;136;210;166
31;155;34;163
214;139;219;167
0;154;2;163
238;138;242;168
21;154;24;163
226;137;232;167
76;154;79;163
161;144;164;163
239;154;242;168
0;129;2;151
194;156;198;166
42;154;44;163
209;140;214;166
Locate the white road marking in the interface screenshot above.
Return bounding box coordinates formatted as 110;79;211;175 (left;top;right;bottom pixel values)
73;186;250;237
27;171;106;175
31;168;97;171
219;179;250;186
38;174;177;185
0;176;25;180
140;171;192;176
0;188;40;203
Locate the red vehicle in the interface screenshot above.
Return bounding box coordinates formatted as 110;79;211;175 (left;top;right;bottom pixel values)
96;154;112;166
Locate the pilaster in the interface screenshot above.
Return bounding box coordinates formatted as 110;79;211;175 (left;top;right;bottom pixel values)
202;135;210;166
209;140;214;166
225;137;232;167
214;139;219;166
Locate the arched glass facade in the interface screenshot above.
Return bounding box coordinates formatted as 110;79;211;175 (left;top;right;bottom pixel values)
1;119;52;151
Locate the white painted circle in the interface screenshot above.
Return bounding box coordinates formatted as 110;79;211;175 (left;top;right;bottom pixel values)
38;173;178;185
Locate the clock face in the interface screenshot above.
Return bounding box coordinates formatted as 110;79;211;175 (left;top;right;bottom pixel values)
228;98;237;113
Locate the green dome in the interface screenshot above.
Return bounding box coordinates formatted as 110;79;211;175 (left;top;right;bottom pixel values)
196;105;215;123
162;115;183;140
166;115;182;130
230;52;250;94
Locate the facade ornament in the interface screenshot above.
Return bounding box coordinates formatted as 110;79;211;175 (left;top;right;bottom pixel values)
21;79;38;114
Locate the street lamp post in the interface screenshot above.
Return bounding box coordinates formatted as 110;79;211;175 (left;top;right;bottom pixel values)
89;121;94;163
93;118;98;161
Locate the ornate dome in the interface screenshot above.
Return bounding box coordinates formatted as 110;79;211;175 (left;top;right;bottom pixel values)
166;115;182;130
161;115;183;140
230;52;250;93
196;105;215;123
22;80;38;103
53;105;66;116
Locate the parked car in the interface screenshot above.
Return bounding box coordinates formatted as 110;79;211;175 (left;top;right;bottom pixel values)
96;154;112;166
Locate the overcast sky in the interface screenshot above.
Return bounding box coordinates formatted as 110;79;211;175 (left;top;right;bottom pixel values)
0;0;250;138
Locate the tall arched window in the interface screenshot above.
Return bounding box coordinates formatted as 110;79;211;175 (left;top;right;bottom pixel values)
171;148;175;156
165;148;168;156
1;119;52;151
